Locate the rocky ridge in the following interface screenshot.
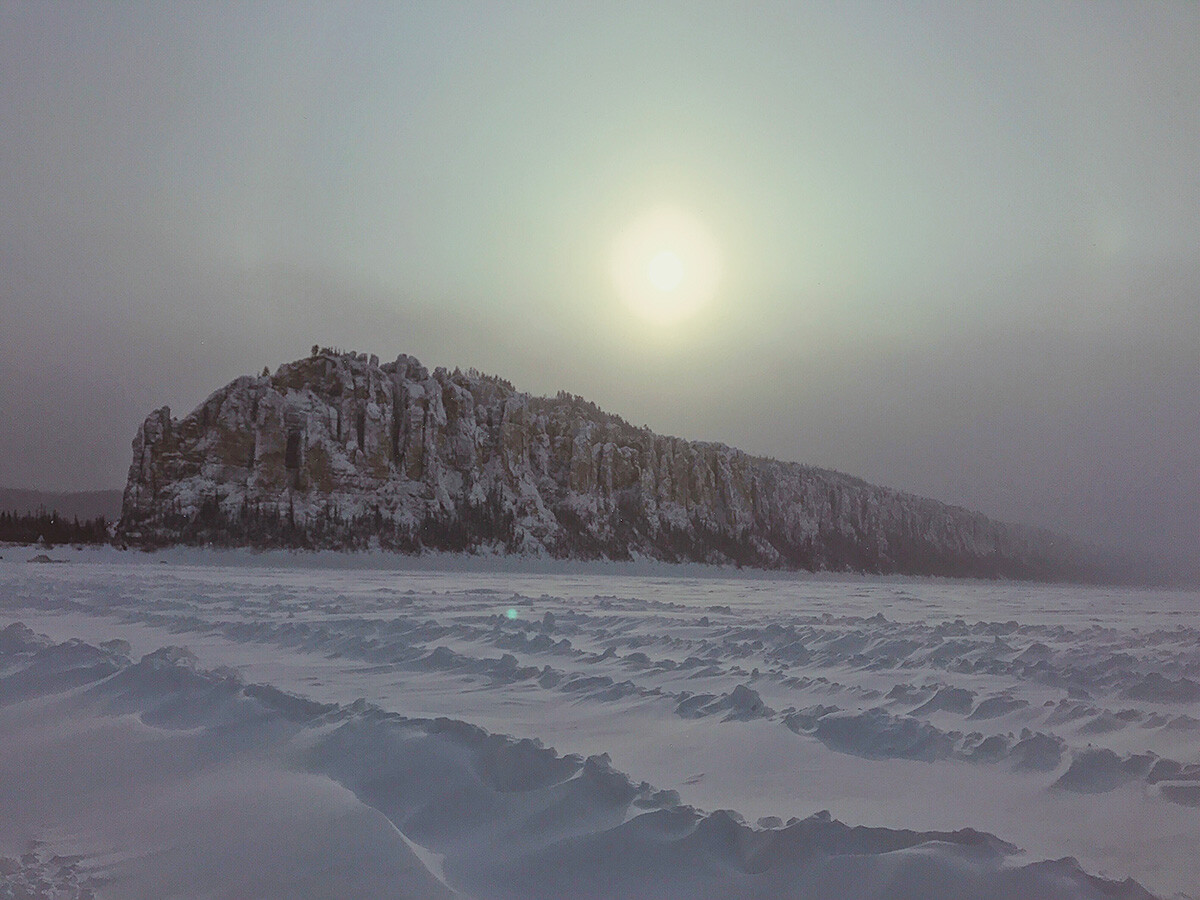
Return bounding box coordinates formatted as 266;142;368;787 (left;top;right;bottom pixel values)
120;349;1126;581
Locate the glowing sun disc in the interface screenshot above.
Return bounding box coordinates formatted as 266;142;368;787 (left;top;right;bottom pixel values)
611;207;721;324
647;250;684;292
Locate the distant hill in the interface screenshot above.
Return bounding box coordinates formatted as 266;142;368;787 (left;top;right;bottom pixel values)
120;349;1142;583
0;488;122;521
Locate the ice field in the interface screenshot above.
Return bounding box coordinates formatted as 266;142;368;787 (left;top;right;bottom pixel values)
1;549;1197;899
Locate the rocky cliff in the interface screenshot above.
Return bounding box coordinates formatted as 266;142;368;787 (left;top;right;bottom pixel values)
120;349;1124;581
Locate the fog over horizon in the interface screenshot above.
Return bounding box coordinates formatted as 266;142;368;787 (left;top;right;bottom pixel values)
2;2;1197;568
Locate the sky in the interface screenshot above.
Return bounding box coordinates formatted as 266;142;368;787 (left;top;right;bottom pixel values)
1;1;1197;568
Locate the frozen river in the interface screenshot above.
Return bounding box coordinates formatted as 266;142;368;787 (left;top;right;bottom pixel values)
1;548;1196;899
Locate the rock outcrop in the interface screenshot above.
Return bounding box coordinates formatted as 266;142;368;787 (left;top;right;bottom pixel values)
120;349;1124;581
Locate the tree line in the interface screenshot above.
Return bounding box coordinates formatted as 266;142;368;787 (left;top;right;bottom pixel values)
0;509;112;545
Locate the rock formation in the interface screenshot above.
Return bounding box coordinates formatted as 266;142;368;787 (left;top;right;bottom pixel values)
120;349;1127;581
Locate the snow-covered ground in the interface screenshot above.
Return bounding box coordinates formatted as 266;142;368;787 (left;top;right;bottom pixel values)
1;547;1196;898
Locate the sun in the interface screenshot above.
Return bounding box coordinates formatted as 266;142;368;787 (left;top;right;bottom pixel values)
646;250;685;292
611;207;721;324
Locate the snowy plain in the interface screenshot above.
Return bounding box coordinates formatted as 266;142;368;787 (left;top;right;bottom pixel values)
0;547;1197;899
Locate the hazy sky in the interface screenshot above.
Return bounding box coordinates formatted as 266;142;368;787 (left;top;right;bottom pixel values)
2;2;1197;565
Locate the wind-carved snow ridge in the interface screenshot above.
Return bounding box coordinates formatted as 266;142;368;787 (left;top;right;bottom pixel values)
120;349;1135;582
0;623;1162;900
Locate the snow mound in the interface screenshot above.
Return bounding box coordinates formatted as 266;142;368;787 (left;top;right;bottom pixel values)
1122;673;1200;703
910;685;976;716
812;708;958;761
968;694;1028;720
1053;749;1156;793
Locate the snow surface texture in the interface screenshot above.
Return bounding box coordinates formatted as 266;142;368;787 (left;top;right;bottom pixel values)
2;549;1197;898
120;350;1131;581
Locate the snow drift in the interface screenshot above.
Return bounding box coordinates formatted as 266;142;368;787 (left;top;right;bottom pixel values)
0;622;1160;899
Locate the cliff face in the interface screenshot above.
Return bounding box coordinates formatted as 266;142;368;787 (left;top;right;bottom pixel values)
121;350;1115;581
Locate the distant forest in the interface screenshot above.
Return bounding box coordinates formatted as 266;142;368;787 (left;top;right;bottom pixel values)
0;510;112;545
